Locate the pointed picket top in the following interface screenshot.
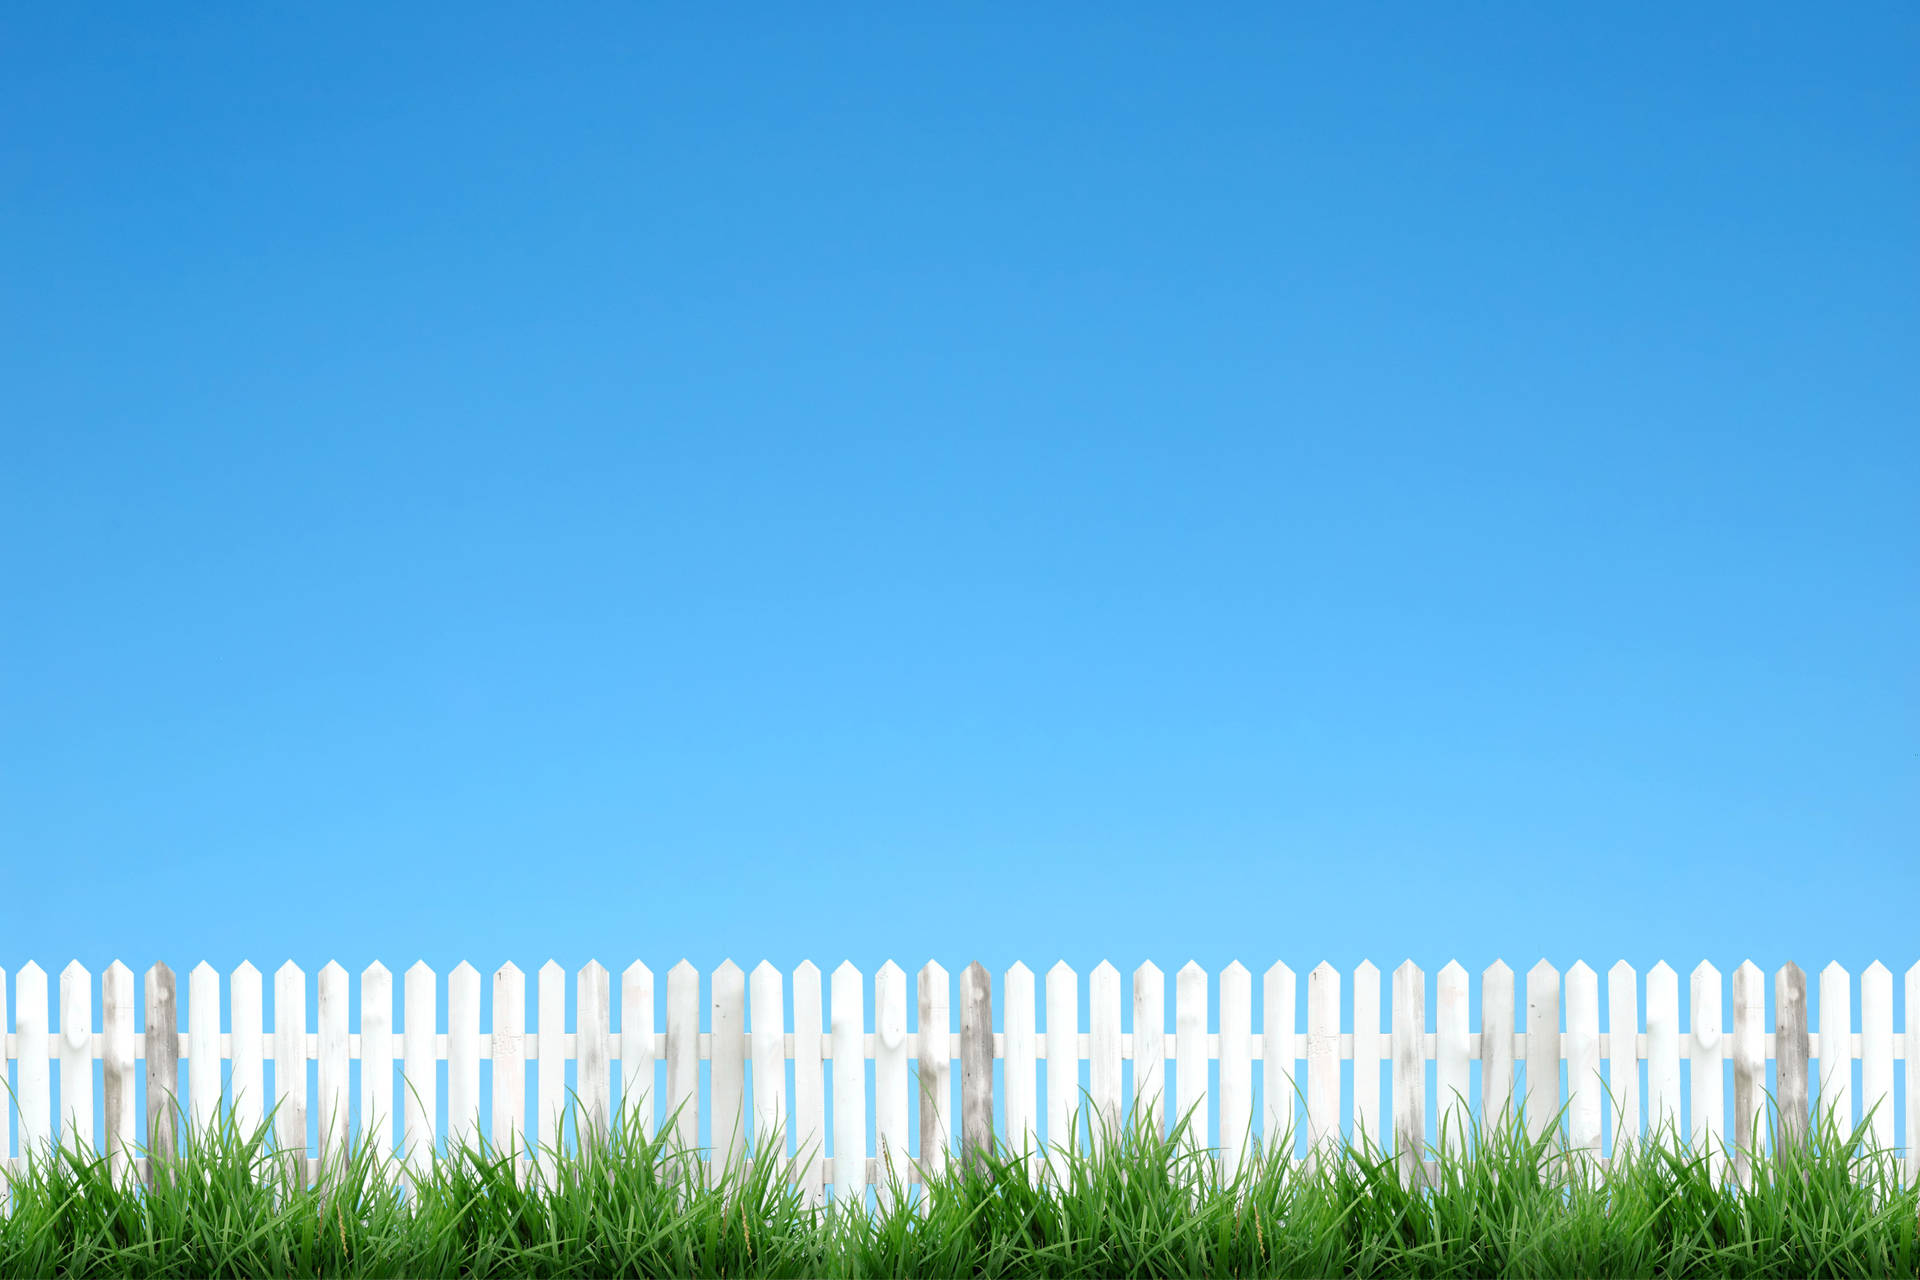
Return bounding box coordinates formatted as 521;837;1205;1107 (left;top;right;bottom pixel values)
794;959;821;983
1736;959;1762;983
65;958;92;982
1092;959;1118;982
106;959;132;983
834;959;863;981
621;959;648;986
1822;960;1849;981
752;959;781;983
1222;959;1250;982
1049;959;1076;981
1395;958;1421;982
1864;959;1889;981
1530;958;1559;983
1484;958;1511;979
878;958;905;983
668;958;696;982
714;958;742;982
1355;959;1380;981
1310;960;1338;981
450;960;477;982
20;959;46;982
1610;959;1636;982
407;959;436;983
277;958;303;980
1134;960;1163;984
359;959;387;982
1441;959;1467;983
1007;960;1034;983
1266;959;1295;984
1649;959;1676;981
1693;959;1721;981
1567;959;1595;983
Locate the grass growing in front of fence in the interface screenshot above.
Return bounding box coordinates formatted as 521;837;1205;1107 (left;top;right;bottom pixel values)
3;1101;1916;1278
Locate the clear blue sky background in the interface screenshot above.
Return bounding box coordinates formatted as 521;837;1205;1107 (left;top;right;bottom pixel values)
4;7;1915;1016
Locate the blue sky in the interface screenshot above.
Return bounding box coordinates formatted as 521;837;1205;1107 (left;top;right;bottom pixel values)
4;5;1915;1023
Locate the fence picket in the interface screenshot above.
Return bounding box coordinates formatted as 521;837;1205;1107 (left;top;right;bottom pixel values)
319;962;350;1177
186;962;218;1142
1045;962;1080;1187
447;962;481;1158
277;963;309;1187
1691;962;1723;1180
145;963;177;1172
1525;961;1560;1146
19;965;49;1163
1775;963;1809;1148
710;961;746;1178
493;963;525;1179
918;961;953;1180
403;962;435;1188
1219;962;1251;1184
793;961;825;1206
1646;962;1680;1147
1353;961;1380;1153
1306;962;1339;1169
1732;961;1764;1188
959;962;992;1173
359;963;392;1182
1133;963;1165;1139
579;961;612;1150
103;961;136;1185
1176;962;1209;1165
750;962;788;1167
540;961;567;1184
1817;962;1851;1135
1005;962;1037;1170
1391;961;1424;1188
1436;961;1469;1150
60;962;95;1158
1860;961;1892;1162
1606;962;1639;1160
876;960;908;1204
1905;963;1920;1185
831;962;868;1207
1263;962;1297;1161
1565;962;1600;1174
1481;961;1514;1128
620;962;653;1142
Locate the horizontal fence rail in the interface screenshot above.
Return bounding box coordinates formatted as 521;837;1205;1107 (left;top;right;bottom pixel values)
4;959;1919;1204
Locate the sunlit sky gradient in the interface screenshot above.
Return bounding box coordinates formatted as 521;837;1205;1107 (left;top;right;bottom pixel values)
5;6;1915;1039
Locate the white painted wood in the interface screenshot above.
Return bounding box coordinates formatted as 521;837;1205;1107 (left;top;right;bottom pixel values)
182;962;217;1144
620;962;653;1142
1690;962;1723;1179
1525;961;1560;1146
447;962;481;1157
1306;962;1339;1170
1435;961;1469;1150
1262;962;1297;1162
318;961;351;1176
357;963;391;1181
918;961;953;1181
1045;961;1080;1187
960;963;994;1171
1175;961;1209;1168
1645;961;1680;1149
793;961;825;1208
1392;961;1425;1188
1352;961;1381;1154
875;960;909;1206
1817;962;1852;1137
1132;963;1166;1139
1219;962;1252;1184
577;961;611;1149
0;966;8;1200
402;962;436;1188
1859;961;1893;1161
1004;962;1037;1169
1565;961;1600;1171
1732;961;1765;1188
750;962;788;1166
538;961;567;1185
1481;961;1515;1129
144;963;179;1167
1905;963;1920;1186
59;962;95;1158
831;962;868;1208
103;961;137;1185
276;962;309;1186
1775;963;1811;1148
711;960;746;1181
1606;961;1639;1161
492;963;525;1177
18;964;49;1161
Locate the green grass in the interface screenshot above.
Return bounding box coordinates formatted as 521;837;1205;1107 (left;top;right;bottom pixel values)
3;1100;1915;1278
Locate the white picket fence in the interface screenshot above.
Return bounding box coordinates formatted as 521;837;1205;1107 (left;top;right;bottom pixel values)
4;958;1919;1204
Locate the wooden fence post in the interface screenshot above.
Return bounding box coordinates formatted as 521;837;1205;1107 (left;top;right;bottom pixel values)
1775;962;1809;1149
960;961;993;1172
144;962;178;1181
